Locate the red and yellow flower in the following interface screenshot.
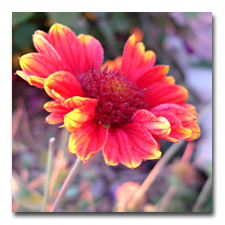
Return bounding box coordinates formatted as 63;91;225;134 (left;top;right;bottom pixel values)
16;23;200;169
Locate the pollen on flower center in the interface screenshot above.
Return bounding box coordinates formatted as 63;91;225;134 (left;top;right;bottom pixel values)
77;69;147;126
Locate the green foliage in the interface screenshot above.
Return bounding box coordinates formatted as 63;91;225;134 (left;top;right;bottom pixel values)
12;12;34;26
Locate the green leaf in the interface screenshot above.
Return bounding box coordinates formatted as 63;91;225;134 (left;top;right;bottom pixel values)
12;12;34;26
12;175;44;211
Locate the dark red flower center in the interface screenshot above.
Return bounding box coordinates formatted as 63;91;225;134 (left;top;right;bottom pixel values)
77;69;147;127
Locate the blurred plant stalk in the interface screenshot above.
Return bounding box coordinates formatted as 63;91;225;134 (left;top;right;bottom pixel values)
43;137;55;212
50;157;82;212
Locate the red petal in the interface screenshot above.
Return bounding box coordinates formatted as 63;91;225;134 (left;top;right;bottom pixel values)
132;109;171;139
35;30;50;42
27;76;45;88
101;56;122;72
136;65;170;89
68;121;107;161
43;100;69;114
64;96;98;110
49;23;84;76
64;104;97;133
46;113;64;124
33;33;61;61
144;84;188;108
121;35;156;82
152;110;192;141
78;34;104;71
184;122;201;141
103;124;161;169
19;53;60;78
151;103;196;127
179;103;198;117
44;71;83;100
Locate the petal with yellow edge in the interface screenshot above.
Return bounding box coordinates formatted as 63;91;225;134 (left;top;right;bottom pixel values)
101;56;122;72
68;120;107;161
103;123;161;169
44;71;83;100
132;109;171;139
43;100;69;114
33;33;61;61
121;35;156;82
78;34;104;71
49;23;84;76
136;65;170;89
152;110;192;142
46;113;64;124
19;53;60;78
64;96;98;110
64;104;97;133
151;103;197;127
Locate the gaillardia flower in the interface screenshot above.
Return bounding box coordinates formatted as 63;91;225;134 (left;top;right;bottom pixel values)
16;23;200;169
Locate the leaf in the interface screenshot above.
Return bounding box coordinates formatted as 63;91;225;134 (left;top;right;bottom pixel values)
12;12;34;26
12;175;44;211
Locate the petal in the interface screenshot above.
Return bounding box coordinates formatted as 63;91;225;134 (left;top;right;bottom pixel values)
33;33;61;61
78;34;104;71
132;109;171;139
136;65;170;89
103;124;161;169
68;121;107;161
64;103;97;133
121;35;156;82
64;96;98;110
152;110;192;141
151;103;197;127
179;103;198;117
35;30;50;42
101;56;122;72
27;76;45;88
49;23;84;76
43;100;69;114
19;53;60;78
144;84;188;108
184;122;201;141
44;71;83;100
16;71;45;88
46;113;64;124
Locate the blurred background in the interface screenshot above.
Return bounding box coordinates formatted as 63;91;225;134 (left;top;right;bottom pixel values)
12;12;212;212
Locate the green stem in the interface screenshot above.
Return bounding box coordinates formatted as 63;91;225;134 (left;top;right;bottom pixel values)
192;176;212;212
50;157;82;212
43;137;55;212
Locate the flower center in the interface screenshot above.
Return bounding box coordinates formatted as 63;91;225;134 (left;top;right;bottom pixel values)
77;69;147;127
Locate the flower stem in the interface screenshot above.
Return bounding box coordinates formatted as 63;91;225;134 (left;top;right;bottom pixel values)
126;140;185;210
192;175;212;212
50;157;82;212
43;137;55;212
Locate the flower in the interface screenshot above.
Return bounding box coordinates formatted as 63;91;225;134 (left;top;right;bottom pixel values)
16;23;200;169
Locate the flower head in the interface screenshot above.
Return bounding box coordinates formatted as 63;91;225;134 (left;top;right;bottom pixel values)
16;23;201;169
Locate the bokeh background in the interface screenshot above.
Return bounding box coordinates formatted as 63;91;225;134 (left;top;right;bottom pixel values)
12;12;212;212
